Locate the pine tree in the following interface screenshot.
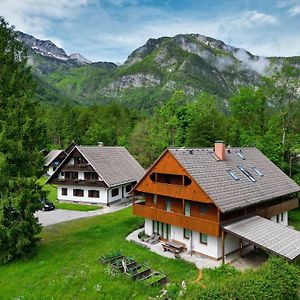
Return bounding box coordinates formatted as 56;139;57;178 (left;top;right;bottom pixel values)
0;17;44;264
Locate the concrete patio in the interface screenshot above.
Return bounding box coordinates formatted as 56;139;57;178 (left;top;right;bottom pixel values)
126;228;269;271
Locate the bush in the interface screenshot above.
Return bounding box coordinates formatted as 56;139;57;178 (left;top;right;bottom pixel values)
182;257;300;300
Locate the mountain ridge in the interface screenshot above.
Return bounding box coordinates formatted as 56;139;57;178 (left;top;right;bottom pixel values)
16;31;300;109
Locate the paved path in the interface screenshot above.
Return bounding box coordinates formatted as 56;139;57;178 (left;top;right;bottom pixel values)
35;202;131;226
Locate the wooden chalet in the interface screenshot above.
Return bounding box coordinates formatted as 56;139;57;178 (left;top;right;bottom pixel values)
132;142;300;262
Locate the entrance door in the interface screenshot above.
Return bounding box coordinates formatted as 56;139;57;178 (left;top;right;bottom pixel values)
163;223;168;239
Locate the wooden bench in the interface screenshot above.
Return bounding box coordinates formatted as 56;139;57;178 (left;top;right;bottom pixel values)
162;241;185;258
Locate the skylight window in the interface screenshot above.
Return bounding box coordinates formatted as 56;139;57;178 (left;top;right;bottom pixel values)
227;170;239;180
238;166;256;182
252;167;263;177
235;151;245;160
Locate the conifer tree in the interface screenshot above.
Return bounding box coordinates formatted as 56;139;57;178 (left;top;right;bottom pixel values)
0;17;44;264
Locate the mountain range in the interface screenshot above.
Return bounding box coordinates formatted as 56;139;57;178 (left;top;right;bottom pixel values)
16;31;300;109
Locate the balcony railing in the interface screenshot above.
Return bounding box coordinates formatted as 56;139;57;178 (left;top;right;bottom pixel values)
133;202;219;236
61;164;94;171
51;177;107;187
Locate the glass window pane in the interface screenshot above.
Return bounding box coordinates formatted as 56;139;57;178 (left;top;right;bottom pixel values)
200;233;208;244
185;201;190;216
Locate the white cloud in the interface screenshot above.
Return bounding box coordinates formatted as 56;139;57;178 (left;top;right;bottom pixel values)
289;4;300;15
0;1;298;63
0;0;91;39
277;0;300;16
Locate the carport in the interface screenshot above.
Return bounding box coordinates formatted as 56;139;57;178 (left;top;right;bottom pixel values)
221;215;300;263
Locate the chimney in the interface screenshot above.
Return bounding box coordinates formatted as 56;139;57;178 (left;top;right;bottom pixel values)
215;141;225;161
98;142;104;147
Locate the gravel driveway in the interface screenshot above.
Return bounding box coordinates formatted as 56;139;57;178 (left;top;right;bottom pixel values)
35;201;131;226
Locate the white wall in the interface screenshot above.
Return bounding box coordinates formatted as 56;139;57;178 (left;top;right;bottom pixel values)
107;183;133;203
47;166;56;176
270;211;288;226
171;225;219;258
57;182;134;205
57;185;108;204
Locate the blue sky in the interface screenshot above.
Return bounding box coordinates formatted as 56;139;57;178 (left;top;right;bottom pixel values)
1;0;300;63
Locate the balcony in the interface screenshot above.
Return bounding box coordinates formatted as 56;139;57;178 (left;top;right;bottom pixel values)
133;202;219;236
51;178;107;187
61;164;94;171
258;198;299;218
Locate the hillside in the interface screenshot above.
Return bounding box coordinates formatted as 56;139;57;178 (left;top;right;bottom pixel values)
17;31;300;109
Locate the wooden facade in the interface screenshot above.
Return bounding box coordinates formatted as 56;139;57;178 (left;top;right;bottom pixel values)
135;151;211;203
133;150;220;236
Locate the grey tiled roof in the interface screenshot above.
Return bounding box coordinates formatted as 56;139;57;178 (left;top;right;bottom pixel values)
223;216;300;261
169;147;300;213
77;146;145;187
44;150;64;166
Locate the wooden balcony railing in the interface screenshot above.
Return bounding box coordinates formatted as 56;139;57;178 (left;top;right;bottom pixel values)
51;178;107;187
61;164;94;171
258;197;299;218
133;202;219;236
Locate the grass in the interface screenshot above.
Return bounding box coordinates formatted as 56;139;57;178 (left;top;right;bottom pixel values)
289;207;300;231
37;177;102;212
0;208;198;299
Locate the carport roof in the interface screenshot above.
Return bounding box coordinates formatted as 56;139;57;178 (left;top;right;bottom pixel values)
222;216;300;261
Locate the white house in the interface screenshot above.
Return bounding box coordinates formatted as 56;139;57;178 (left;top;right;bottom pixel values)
47;144;145;205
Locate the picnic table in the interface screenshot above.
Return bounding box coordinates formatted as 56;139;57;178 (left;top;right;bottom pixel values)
162;240;185;257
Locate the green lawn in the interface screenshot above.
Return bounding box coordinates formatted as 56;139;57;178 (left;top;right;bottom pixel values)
289;207;300;231
0;208;198;300
38;177;102;211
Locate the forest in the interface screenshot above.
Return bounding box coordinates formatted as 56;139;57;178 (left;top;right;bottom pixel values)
41;68;300;184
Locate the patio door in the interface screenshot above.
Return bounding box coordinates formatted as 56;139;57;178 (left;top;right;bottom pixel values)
163;223;168;239
167;224;171;240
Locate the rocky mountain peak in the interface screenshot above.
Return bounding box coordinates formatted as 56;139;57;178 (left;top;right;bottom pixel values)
16;31;92;65
69;53;91;64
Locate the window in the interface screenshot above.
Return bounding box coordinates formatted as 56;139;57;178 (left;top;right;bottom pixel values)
53;166;57;172
281;213;284;222
252;167;263;177
200;233;208;245
166;198;171;212
184;201;190;216
84;172;98;181
184;176;192;186
276;214;280;223
61;172;64;176
227;170;239;180
73;189;84;197
153;220;158;234
199;203;208;214
74;156;86;165
62;188;67;196
111;188;119;197
125;185;132;193
153;194;157;204
235;151;245;160
88;190;99;198
184;228;190;239
237;166;256;182
65;171;78;179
